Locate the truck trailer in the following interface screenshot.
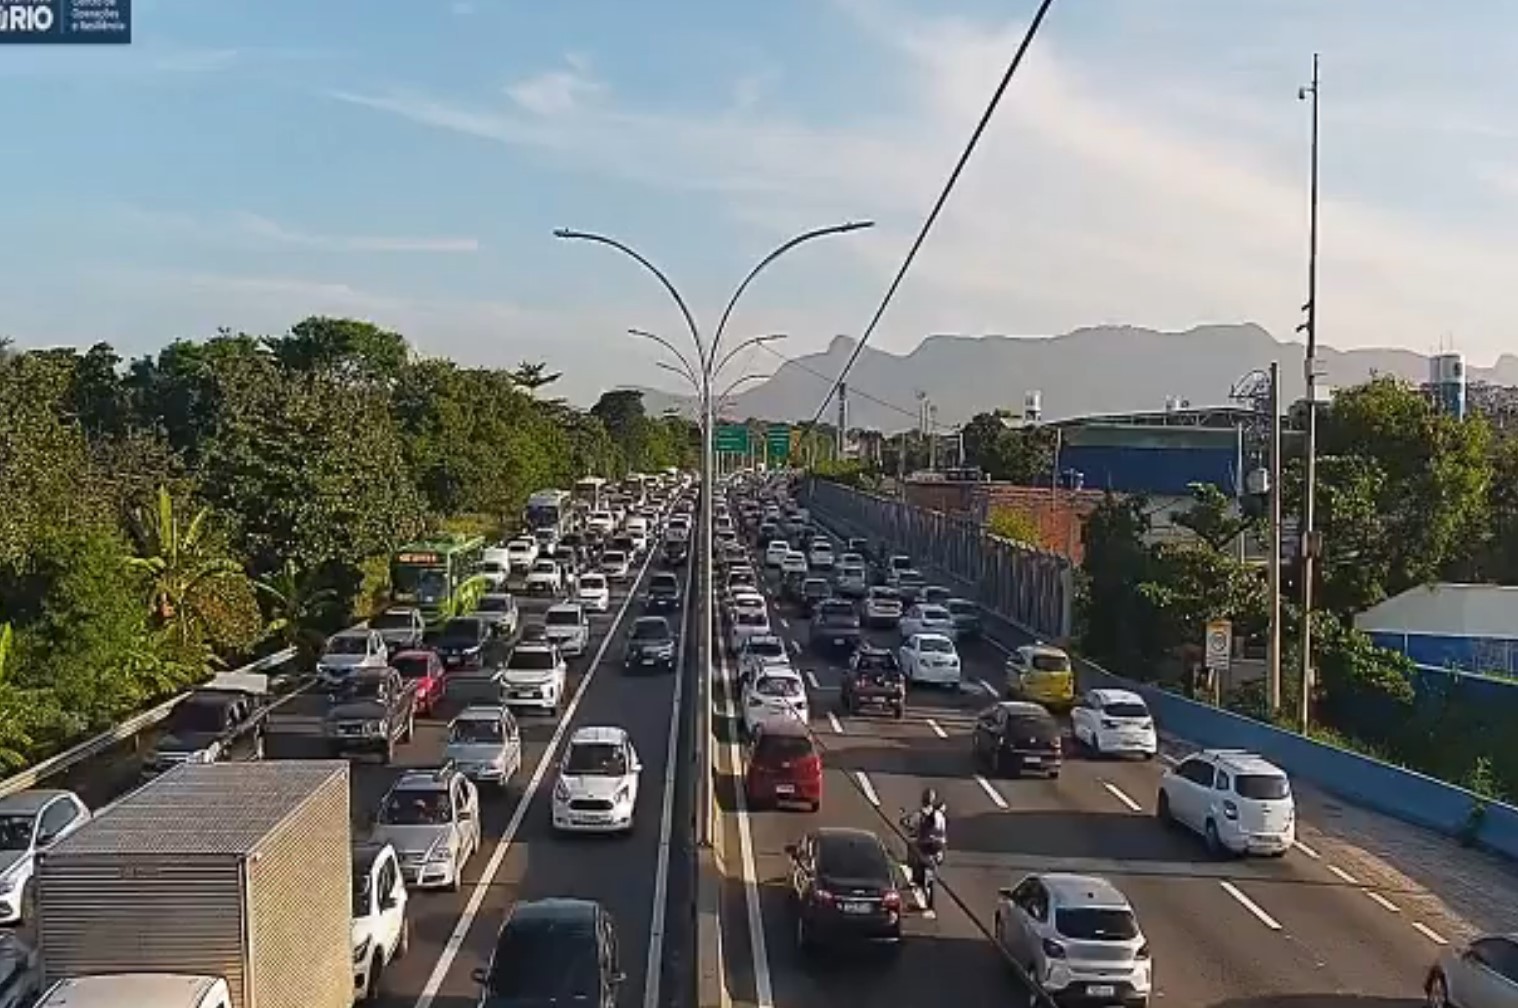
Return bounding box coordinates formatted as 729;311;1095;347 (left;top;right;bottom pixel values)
35;760;353;1008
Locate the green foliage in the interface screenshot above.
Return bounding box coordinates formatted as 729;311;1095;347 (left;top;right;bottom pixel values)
986;506;1040;545
811;459;876;490
960;412;1056;483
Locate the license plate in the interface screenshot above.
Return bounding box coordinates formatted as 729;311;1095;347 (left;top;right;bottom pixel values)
833;638;845;645
574;814;609;825
1086;986;1115;998
1024;756;1043;765
840;900;872;914
775;784;795;795
446;656;461;665
510;689;533;698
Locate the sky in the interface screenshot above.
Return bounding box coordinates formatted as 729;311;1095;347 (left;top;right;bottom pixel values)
4;0;1518;404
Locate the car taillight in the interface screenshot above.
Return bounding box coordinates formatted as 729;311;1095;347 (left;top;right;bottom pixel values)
882;890;901;910
1051;736;1062;751
1222;799;1238;820
800;755;820;774
813;888;834;905
1041;938;1066;958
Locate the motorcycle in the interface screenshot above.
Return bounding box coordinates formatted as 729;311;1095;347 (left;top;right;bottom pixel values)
898;807;947;910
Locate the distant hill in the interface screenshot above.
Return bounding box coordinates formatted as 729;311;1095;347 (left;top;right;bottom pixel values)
632;324;1518;430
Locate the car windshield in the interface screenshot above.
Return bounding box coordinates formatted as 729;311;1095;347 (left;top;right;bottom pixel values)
532;562;556;573
632;621;670;641
579;576;605;589
168;698;230;733
380;789;451;826
441;620;481;641
546;610;581;627
1056;907;1139;941
651;578;678;594
737;613;767;628
870;588;899;602
917;637;954;654
477;596;511;613
352;870;373;917
450;718;503;745
565;742;627;775
479;561;506;575
508;541;534;554
948;601;977;616
1031;653;1072;672
509;649;556;671
1105;701;1149;719
920;607;950;620
0;815;35;851
748;640;785;659
342;678;385;701
898;572;924;585
820;603;856;622
855;651;899;673
753;733;813;763
370;612;414;630
1235;774;1291;800
485;923;598;999
392;655;431;680
602;552;626;565
818;838;890;882
327;635;369;655
803;581;828;595
756;676;803;698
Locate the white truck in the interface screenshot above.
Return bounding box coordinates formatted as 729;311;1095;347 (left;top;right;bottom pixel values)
34;761;354;1008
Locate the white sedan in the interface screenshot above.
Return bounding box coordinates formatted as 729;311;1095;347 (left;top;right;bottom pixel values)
899;603;956;640
737;634;792;685
729;608;772;653
764;541;791;568
899;633;963;688
728;591;767;623
577;573;611;612
551;726;642;834
741;669;809;736
599;550;632;582
780;552;809;577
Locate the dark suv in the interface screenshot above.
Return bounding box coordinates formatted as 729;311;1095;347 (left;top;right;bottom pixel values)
474;898;624;1007
798;578;830;618
625;616;676;672
809;599;862;655
838;646;906;718
971;701;1063;778
644;572;682;614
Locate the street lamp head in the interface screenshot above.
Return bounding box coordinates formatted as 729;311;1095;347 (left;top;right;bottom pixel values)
839;220;877;233
552;228;578;239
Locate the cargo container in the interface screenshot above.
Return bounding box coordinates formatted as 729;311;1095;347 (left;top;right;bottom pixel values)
35;761;352;1008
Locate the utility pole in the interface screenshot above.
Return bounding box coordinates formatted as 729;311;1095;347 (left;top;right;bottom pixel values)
1297;54;1322;733
927;402;939;472
837;382;848;458
1267;361;1283;717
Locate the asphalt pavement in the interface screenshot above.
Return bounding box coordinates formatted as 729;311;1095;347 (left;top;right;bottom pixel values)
712;524;1446;1008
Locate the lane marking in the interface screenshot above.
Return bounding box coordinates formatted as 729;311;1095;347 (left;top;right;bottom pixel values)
977;677;999;697
974;774;1009;810
926;718;948;739
1218;881;1282;930
642;551;696;1008
1101;781;1143;813
1365;890;1401;913
805;670;821;690
1327;864;1361;886
854;770;881;807
789;639;802;655
779;617;790;629
1293;839;1321;860
896;862;928;910
413;544;658;1008
1412;922;1448;945
826;712;845;735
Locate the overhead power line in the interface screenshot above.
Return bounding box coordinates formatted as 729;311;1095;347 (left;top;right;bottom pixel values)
753;341;953;432
805;0;1061;429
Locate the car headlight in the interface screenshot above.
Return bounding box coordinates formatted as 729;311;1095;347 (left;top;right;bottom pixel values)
554;779;570;802
426;847;453;864
614;785;631;804
0;874;16;895
353;936;372;964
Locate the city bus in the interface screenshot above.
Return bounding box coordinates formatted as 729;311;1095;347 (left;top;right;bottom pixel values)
524;489;573;537
390;535;487;623
573;476;608;513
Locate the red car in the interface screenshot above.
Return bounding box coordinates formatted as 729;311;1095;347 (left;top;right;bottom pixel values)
745;721;822;811
391;649;447;716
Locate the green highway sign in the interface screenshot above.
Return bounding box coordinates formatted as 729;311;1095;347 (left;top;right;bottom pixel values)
715;424;750;453
767;423;791;459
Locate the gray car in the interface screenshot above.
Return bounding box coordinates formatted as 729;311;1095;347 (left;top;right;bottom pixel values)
444;706;522;789
994;873;1152;1006
370;766;480;891
470;593;519;638
1426;933;1518;1008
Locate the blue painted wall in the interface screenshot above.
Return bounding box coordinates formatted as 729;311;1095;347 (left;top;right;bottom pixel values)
1060;444;1239;496
1368;631;1518;678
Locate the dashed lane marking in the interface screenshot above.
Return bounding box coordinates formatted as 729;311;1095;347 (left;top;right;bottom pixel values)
805;670;821;690
926;718;948;739
1412;922;1448;945
1366;890;1401;913
854;770;881;806
1327;864;1361;886
1293;839;1321;860
974;774;1009;810
1219;881;1282;930
826;712;845;735
789;639;802;655
1101;781;1143;813
976;678;999;697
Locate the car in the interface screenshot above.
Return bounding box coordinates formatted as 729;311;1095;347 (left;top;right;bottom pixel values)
725;568;758;597
0;790;91;925
444;705;522;788
883;554;914;585
518;622;549;645
323;666;417;763
644;571;682;614
1157;750;1295;856
847;537;870;555
729;607;772;654
624;519;649;554
471;592;520;638
727;590;766;621
496;642;568;715
994;873;1151;1007
525;559;567;597
625;616;677;672
477;557;510;591
764;540;791;569
433;617;490;670
894;569;927;603
834;562;869;598
898;603;956;640
807;541;835;572
372;765;481;891
600;549;632;582
391;648;447;716
567;571;605;612
317;628;388;688
472;899;625;1007
922;585;953;607
609;533;639;562
898;632;962;688
745;720;822;811
945;597;982;639
1005;643;1076;710
808;598;862;654
972;701;1063;777
504;538;539;573
862;586;904;629
786;828;903;954
798;577;831;617
757;522;780;547
737;634;792;686
350;842;410;1004
539;601;589;652
551;726;643;834
742;668;809;737
662;538;689;566
1070;689;1158;759
780;551;809;578
587;510;616;535
367;607;427;652
839;647;906;718
1425;933;1518;1008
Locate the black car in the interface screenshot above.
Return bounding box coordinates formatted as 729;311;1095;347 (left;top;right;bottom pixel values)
786;828;903;954
625;616;677;672
433;617;489;670
757;522;779;547
519;622;549;644
798;578;830;617
809;599;862;654
474;898;624;1007
780;570;807;602
847;537;870;556
645;572;682;614
971;701;1063;778
662;538;688;567
839;647;906;718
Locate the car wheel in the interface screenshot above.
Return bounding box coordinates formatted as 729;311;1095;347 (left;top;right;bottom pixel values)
1426;970;1449;1008
1205;819;1227;856
364;956;383;1003
1156;791;1172;824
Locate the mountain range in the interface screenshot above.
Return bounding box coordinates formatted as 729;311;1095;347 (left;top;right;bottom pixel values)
632;324;1518;430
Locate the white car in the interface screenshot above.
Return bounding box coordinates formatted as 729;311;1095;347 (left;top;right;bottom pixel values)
505;538;538;573
764;541;791;569
742;669;809;736
737;634;792;685
1070;689;1158;758
994;873;1152;1007
899;603;956;640
781;552;809;578
728;591;767;624
470;592;520;637
625;518;650;554
477;558;509;591
862;587;904;628
351;841;409;1002
577;572;611;612
1157;750;1295;856
807;542;835;571
0;789;91;924
317;628;388;688
600;550;632;582
587;510;616;535
543;602;591;657
524;560;566;597
552;726;642;834
899;633;962;687
835;563;868;597
725;570;758;597
729;608;772;653
496;642;567;715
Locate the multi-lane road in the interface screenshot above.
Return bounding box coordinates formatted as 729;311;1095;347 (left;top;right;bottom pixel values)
713;520;1456;1008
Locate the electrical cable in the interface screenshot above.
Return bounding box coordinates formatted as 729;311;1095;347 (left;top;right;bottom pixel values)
754;341;952;431
804;0;1061;429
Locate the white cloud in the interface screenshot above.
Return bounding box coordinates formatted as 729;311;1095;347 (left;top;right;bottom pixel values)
505;58;604;117
230;213;479;253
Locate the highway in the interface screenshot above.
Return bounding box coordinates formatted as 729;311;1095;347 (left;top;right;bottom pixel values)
713;519;1446;1008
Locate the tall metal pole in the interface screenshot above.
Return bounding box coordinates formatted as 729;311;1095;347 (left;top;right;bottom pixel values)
1297;54;1321;733
836;382;848;457
1267;361;1283;718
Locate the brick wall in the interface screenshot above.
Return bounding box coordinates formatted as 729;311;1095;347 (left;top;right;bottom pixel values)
901;481;1103;564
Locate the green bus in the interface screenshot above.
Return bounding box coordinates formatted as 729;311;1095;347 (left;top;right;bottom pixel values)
391;535;487;624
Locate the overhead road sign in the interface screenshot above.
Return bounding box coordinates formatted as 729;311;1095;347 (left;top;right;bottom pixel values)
716;425;750;453
766;424;791;459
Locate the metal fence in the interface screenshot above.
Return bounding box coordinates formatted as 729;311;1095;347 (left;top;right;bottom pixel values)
805;479;1075;641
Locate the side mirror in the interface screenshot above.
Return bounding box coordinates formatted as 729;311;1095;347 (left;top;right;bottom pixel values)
472;966;489;985
632;761;643;774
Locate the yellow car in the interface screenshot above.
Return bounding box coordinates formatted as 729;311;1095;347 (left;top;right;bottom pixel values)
1005;644;1075;710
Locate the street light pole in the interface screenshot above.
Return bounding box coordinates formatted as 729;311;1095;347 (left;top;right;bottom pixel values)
1267;361;1283;718
1297;54;1321;733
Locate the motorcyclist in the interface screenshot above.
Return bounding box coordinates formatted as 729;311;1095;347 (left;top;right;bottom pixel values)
908;787;948;911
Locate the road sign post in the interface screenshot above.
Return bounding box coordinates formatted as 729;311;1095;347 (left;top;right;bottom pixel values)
766;423;791;461
715;424;750;454
1204;618;1232;704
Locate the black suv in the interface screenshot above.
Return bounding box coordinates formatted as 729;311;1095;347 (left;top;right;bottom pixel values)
798;578;830;618
662;538;688;567
645;572;682;614
809;599;862;655
625;616;676;672
433;617;489;670
474;898;625;1006
838;646;905;718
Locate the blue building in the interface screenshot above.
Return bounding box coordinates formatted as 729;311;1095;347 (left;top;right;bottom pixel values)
1054;419;1244;496
1356;583;1518;677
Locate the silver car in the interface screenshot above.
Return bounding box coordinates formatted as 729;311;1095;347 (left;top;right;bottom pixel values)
370;766;480;891
444;706;522;788
470;593;519;638
994;873;1152;1007
1427;933;1518;1008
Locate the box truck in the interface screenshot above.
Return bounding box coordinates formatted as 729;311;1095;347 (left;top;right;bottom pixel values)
35;760;352;1008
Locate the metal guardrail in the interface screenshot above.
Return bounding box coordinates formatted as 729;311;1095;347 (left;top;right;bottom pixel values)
0;645;300;801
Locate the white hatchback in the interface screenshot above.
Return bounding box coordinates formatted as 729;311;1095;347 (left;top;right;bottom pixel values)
764;541;791;568
898;603;955;640
551;726;642;834
1070;689;1157;758
742;669;809;736
577;573;611;612
1157;749;1294;856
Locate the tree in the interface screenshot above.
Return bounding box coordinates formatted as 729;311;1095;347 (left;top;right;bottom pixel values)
256;560;340;663
125;487;247;647
264;317;409;383
1078;495;1163;668
508;361;563;395
1174;482;1256;552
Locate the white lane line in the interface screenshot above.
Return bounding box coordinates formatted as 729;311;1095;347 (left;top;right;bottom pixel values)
926;718;948;739
641;550;696;1008
1101;781;1143;813
1327;864;1361;886
1365;890;1401;913
780;617;790;629
789;639;802;655
1412;922;1448;945
974;774;1009;810
805;670;821;690
896;862;928;910
413;544;657;1008
1158;753;1178;766
1218;881;1282;930
976;677;999;697
1293;839;1321;860
826;712;845;735
717;639;776;1008
854;770;881;807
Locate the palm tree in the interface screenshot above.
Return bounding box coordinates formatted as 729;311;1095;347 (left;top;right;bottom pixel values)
507;361;562;396
126;486;244;646
255;559;339;662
